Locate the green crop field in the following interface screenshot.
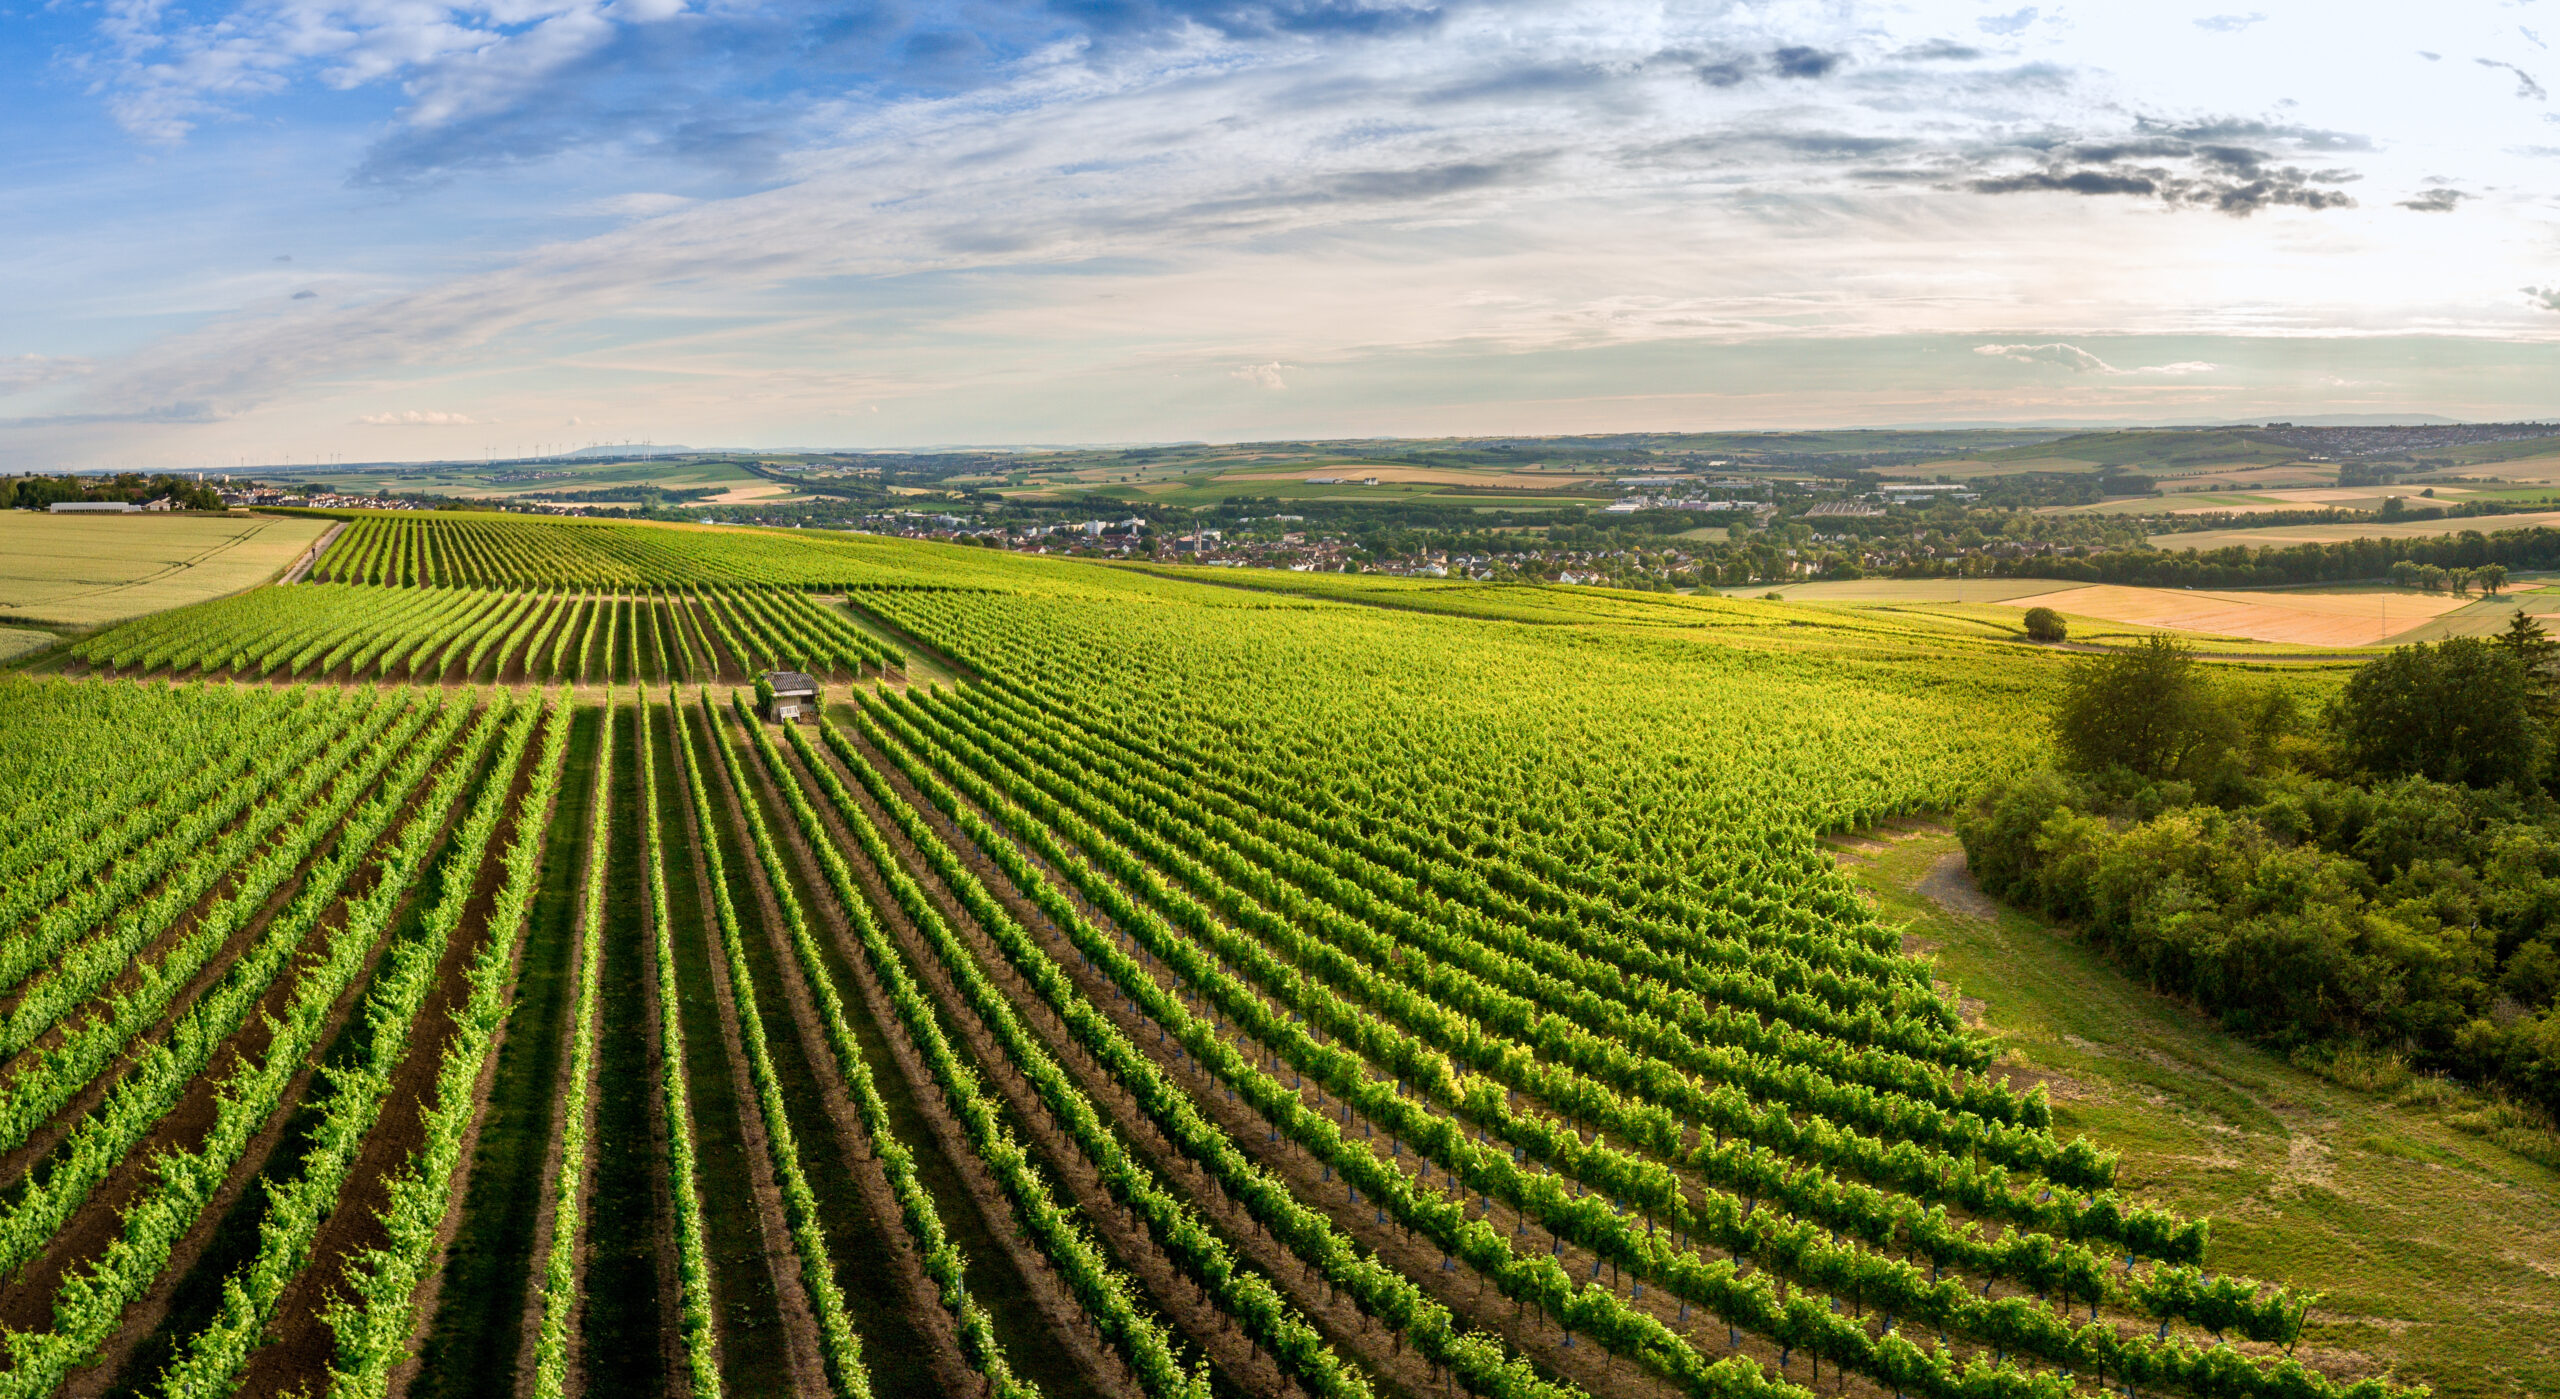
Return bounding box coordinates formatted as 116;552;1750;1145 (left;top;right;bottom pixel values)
264;457;767;500
0;511;328;629
0;627;57;664
0;511;2536;1399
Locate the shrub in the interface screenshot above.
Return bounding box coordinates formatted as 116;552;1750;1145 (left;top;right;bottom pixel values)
2022;607;2067;643
2330;636;2541;788
2053;637;2239;782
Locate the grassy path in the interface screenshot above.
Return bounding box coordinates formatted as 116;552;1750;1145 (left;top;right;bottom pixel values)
1832;826;2560;1399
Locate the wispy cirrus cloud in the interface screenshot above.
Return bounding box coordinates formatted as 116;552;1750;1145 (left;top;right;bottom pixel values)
1973;344;2219;375
0;356;95;396
16;0;2560;465
2478;57;2548;101
357;408;476;425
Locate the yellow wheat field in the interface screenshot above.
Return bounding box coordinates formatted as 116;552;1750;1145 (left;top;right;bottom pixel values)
0;512;328;628
2004;584;2473;647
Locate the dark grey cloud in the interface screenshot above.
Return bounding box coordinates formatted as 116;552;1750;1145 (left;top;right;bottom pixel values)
2146;117;2372;151
2064;137;2194;162
2196;174;2356;214
1173;154;1548;220
1964;119;2360;216
1769;46;1842;79
1327;158;1532;200
1896;39;1982;62
291;289;318;299
1768;132;1913;158
1972;168;2158;196
1631;128;1918;169
1427;62;1614;103
2397;187;2469;212
1690;45;1848;87
2528;286;2560;312
2480;58;2549;101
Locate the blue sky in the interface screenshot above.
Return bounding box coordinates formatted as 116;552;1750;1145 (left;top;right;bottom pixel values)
5;0;2559;467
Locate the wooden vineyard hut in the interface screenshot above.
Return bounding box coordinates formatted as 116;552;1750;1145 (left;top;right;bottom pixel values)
756;670;819;721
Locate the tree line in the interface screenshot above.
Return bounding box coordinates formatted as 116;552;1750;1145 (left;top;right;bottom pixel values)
8;472;223;511
1959;623;2560;1125
1915;523;2560;590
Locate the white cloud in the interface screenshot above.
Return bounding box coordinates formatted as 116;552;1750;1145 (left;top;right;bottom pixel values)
0;355;96;396
578;192;697;219
2195;14;2269;33
1974;342;2116;372
89;0;692;142
357;409;476;425
1973;345;2220;376
23;0;2560;461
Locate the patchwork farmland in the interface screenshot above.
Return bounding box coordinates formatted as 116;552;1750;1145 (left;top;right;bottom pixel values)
0;513;2473;1399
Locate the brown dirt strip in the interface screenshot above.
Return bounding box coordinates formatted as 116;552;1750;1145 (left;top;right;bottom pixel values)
786;728;1354;1399
832;595;973;682
664;600;719;684
689;600;751;685
511;716;612;1399
229;731;543;1397
949;701;2219;1351
701;706;984;1399
384;716;584;1399
52;724;496;1399
640;850;689;1397
778;731;1127;1397
0;838;317;1191
492;597;562;688
834;721;1882;1399
0;714;454;1321
0;747;287;1036
0;701;413;1167
807;728;1458;1396
668;703;833;1399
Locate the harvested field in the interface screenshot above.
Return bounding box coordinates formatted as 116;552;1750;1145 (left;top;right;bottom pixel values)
2151;509;2560;549
1738;578;2063;603
2000;583;2472;646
